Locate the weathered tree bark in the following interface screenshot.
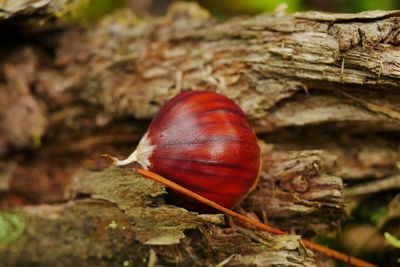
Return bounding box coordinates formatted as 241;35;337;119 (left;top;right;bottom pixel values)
0;1;399;266
1;1;399;179
1;168;319;267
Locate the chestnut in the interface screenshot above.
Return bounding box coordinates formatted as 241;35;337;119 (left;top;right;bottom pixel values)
112;90;261;211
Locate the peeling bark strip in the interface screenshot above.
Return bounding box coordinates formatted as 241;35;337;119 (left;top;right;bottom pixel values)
243;147;344;235
0;0;65;19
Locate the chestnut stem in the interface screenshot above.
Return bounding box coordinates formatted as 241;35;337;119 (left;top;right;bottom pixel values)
135;168;379;267
113;151;138;166
101;152;138;166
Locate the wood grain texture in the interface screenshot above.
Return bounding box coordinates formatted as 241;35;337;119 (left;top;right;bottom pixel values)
1;168;318;267
243;145;344;236
1;3;400;153
0;2;398;182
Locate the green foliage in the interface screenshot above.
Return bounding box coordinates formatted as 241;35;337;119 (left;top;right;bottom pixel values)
198;0;303;15
369;207;387;225
198;0;400;15
315;235;343;251
66;0;124;23
0;212;25;247
358;206;387;225
384;232;400;263
337;0;396;12
385;232;400;248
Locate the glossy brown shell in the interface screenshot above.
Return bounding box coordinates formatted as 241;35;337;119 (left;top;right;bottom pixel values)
144;90;261;211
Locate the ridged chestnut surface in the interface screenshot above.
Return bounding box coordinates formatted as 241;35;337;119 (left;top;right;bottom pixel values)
115;90;261;211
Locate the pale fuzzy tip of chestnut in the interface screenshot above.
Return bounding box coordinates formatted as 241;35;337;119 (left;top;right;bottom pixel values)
112;133;155;170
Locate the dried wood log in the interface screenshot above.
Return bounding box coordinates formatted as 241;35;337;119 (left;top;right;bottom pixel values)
0;0;394;210
0;2;399;183
0;144;344;266
0;2;397;266
1;168;318;267
262;128;400;179
2;138;344;235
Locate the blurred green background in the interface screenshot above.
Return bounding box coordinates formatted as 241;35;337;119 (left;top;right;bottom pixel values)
68;0;400;21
